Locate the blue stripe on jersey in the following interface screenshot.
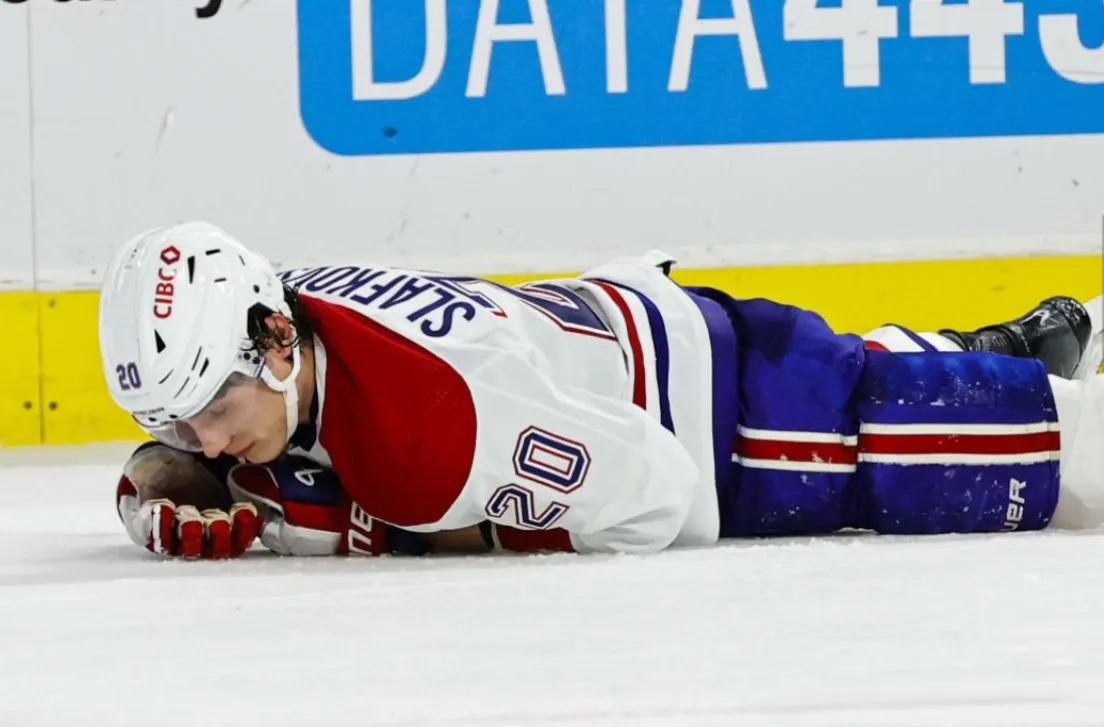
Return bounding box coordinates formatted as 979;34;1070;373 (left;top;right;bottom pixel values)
629;288;674;434
595;279;675;434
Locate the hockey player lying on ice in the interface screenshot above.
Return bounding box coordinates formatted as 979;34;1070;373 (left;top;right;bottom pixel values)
97;222;1104;560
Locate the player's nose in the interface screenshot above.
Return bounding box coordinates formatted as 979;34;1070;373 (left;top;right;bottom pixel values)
194;425;231;459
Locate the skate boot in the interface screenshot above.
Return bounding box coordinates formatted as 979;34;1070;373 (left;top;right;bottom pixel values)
940;295;1101;380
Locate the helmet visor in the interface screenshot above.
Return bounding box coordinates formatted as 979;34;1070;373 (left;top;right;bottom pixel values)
137;372;269;455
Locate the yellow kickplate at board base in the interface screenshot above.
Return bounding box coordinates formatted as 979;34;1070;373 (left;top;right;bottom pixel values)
0;292;42;446
665;254;1104;335
38;291;146;445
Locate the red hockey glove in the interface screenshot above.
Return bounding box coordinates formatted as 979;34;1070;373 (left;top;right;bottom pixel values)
116;443;264;559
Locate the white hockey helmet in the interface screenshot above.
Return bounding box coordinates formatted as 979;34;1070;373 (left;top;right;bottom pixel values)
97;221;301;452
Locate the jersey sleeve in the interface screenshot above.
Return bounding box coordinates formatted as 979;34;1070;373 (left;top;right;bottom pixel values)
446;348;702;554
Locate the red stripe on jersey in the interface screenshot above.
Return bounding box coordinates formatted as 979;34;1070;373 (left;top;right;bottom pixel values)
494;525;574;553
863;340;889;352
735;437;858;465
861;430;1060;456
592;281;647;409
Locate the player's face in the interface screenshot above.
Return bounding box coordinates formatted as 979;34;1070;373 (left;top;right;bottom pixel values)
177;373;289;464
196;317;303;463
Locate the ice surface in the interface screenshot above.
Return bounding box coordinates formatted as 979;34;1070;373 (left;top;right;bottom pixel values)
3;444;1104;727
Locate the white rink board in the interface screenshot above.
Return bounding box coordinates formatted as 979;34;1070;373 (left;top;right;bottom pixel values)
4;1;1103;290
2;446;1104;727
0;5;33;289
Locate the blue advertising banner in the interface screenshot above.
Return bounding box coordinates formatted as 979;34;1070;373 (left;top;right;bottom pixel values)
298;0;1104;156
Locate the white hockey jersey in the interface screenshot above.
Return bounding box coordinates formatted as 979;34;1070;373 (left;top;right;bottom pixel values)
276;252;728;554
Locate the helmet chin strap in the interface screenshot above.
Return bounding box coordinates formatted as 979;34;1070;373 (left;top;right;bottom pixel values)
259;344;303;445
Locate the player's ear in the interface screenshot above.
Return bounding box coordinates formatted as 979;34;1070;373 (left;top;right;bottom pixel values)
261;313;296;357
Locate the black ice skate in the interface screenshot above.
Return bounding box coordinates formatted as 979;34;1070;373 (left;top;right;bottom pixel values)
940;296;1096;380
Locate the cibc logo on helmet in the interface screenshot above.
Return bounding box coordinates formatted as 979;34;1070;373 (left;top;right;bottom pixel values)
153;245;181;320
